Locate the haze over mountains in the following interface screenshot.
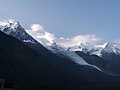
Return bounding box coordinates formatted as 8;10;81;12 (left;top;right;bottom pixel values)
0;20;120;90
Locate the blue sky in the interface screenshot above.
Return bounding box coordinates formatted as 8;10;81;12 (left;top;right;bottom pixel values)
0;0;120;42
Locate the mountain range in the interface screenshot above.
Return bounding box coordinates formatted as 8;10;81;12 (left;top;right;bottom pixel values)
0;20;120;90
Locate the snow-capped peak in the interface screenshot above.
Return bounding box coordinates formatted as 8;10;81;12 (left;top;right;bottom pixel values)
95;42;110;49
101;42;109;48
0;19;22;34
0;19;20;30
91;42;120;56
0;19;37;44
101;42;113;53
7;19;20;30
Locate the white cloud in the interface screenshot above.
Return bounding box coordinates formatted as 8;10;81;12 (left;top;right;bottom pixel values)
26;24;55;44
31;24;43;32
44;32;55;42
56;35;101;47
26;24;101;47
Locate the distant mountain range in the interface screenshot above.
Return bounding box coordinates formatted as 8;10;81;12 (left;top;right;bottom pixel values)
0;20;120;90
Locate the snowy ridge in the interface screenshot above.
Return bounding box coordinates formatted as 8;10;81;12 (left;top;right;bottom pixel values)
62;50;102;71
0;19;37;44
92;42;120;57
46;43;102;72
67;42;120;57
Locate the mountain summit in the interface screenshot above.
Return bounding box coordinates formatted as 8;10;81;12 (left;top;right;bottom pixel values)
92;42;120;57
0;19;37;44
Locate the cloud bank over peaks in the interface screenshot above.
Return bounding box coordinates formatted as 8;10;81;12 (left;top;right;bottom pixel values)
26;24;55;44
26;24;101;47
0;19;101;47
